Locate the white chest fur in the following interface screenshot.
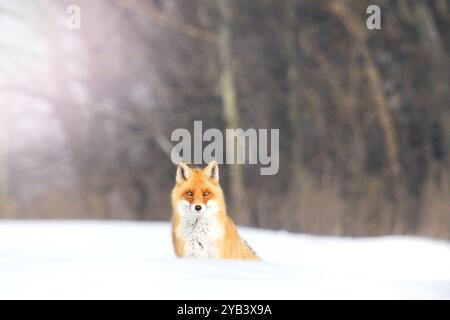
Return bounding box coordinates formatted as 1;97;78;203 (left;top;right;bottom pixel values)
177;213;224;258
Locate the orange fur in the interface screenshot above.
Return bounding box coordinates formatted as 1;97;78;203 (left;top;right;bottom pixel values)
171;161;259;260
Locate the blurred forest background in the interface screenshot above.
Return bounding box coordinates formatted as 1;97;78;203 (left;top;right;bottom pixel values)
0;0;449;238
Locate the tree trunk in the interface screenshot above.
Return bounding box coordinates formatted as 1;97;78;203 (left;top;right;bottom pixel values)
414;1;449;163
284;0;302;181
361;46;400;180
216;0;249;225
329;1;401;179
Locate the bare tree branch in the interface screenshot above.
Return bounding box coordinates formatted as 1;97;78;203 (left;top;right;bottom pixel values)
118;0;216;43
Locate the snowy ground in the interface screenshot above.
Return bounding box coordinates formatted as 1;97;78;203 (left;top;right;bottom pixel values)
0;221;449;299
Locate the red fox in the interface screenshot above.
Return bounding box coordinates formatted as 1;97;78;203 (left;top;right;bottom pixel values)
171;160;259;260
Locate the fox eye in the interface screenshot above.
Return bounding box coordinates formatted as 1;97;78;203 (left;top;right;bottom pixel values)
186;191;193;197
203;191;210;197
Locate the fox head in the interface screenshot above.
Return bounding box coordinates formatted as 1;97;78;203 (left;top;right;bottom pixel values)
171;160;225;217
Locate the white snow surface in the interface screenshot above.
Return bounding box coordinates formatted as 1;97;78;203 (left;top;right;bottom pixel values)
0;220;449;299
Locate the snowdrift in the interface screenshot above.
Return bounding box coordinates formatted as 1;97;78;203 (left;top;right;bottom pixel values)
0;221;449;299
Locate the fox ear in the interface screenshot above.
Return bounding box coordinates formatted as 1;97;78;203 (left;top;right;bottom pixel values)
176;161;192;183
203;160;219;181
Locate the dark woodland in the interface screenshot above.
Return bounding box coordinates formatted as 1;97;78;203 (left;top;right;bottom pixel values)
0;0;449;238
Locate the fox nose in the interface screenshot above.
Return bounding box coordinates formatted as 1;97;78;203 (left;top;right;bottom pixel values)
194;205;202;212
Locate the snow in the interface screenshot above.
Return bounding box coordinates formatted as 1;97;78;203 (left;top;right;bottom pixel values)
0;221;449;299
